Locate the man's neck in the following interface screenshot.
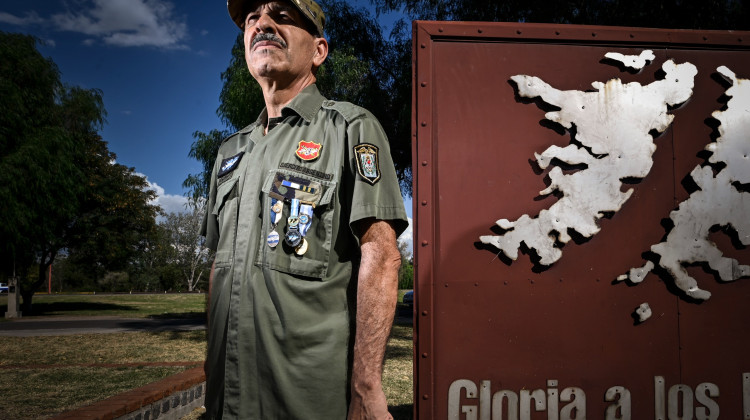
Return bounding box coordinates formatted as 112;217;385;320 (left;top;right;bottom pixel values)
260;73;316;118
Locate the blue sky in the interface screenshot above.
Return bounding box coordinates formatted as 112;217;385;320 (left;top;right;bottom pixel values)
0;0;412;250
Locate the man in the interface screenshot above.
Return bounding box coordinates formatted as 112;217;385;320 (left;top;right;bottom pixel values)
201;0;409;418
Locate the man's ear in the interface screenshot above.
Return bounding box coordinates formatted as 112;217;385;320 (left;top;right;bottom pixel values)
312;37;328;67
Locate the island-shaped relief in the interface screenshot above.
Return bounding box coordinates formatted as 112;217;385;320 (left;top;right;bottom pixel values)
618;66;750;300
480;58;698;266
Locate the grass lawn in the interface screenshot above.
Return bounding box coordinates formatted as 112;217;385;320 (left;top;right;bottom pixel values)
0;292;208;319
0;292;414;419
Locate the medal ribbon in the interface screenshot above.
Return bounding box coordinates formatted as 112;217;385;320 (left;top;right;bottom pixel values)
299;204;313;237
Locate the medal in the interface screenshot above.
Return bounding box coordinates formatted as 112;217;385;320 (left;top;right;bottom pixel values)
268;198;281;248
294;204;314;256
267;230;280;248
285;228;302;247
295;238;308;255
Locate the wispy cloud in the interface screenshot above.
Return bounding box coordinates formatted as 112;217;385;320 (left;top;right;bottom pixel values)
1;0;188;49
0;11;43;26
52;0;188;49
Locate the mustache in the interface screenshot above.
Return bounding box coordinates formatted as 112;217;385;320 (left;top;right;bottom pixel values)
252;33;287;49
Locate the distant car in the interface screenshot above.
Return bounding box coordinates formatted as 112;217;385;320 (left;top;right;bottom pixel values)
0;283;8;293
402;290;413;307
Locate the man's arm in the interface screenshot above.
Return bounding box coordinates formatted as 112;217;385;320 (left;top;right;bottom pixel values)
348;219;401;420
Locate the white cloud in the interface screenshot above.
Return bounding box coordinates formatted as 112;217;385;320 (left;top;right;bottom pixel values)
0;11;43;26
398;216;413;256
139;175;189;217
50;0;188;49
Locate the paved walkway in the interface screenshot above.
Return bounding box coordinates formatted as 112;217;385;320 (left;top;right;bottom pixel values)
0;316;206;337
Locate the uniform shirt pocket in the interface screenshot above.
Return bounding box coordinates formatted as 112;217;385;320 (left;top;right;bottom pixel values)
212;176;240;265
256;169;336;279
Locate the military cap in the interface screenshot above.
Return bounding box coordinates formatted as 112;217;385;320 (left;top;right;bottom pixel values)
227;0;325;37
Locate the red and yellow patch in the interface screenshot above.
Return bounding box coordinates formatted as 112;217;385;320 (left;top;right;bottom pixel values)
295;140;322;161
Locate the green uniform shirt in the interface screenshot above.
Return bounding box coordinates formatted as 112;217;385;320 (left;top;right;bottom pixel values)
201;84;408;419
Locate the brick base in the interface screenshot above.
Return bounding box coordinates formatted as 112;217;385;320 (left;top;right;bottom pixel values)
51;367;206;420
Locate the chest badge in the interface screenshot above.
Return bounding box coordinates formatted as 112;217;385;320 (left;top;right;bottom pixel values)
218;152;244;178
296;140;322;161
353;143;381;185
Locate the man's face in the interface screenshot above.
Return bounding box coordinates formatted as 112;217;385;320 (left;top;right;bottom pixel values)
243;0;324;83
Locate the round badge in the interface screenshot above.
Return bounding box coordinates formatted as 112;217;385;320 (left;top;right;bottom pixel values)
299;213;310;225
272;201;283;213
267;230;280;248
287;216;300;228
285;229;302;247
295;238;308;256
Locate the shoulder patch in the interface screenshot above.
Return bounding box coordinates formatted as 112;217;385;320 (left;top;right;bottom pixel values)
353;143;380;185
218;152;244;178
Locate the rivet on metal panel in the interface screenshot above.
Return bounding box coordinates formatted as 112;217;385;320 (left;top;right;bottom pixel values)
420;121;427;127
438;27;443;32
503;281;508;285
422;353;428;358
422;310;428;316
421;161;428;166
595;278;599;282
561;278;564;282
477;28;483;33
474;282;479;287
420;43;426;48
421;240;428;246
444;283;449;287
421;82;427;87
555;30;560;36
422;394;430;400
421;200;427;206
592;32;597;37
530;279;535;284
629;33;635;38
703;36;709;41
739;37;743;42
516;30;522;35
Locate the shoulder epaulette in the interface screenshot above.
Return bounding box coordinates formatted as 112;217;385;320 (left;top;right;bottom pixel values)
221;121;260;144
321;100;368;123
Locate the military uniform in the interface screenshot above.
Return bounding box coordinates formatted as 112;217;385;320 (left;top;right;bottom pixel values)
201;84;408;419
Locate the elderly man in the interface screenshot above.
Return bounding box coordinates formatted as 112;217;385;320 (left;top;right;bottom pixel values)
200;0;408;418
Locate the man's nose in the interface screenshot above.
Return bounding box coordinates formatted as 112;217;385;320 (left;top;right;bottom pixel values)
254;13;276;33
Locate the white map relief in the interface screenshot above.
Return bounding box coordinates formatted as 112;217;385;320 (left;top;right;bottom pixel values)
480;58;698;265
618;66;750;300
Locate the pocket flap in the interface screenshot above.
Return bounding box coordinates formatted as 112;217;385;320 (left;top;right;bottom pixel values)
212;177;239;215
262;170;335;207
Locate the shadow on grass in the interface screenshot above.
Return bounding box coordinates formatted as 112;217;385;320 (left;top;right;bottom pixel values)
23;301;137;316
149;311;207;320
390;404;414;419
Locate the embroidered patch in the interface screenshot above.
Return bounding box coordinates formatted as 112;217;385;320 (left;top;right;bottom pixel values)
296;140;322;161
353;143;380;185
218;152;244;178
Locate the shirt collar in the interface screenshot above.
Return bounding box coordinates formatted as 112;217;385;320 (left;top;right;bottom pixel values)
241;84;325;134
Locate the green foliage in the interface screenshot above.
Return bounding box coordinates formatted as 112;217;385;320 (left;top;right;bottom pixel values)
0;31;158;309
397;240;413;289
184;129;227;202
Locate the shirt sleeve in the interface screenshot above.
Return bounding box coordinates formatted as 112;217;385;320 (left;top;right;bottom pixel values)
346;111;409;239
201;159;220;251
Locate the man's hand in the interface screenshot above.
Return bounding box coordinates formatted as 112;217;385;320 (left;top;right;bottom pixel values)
348;219;401;420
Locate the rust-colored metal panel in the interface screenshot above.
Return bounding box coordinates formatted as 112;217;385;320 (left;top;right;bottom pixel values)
413;21;750;419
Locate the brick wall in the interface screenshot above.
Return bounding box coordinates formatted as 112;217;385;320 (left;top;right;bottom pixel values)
51;367;206;420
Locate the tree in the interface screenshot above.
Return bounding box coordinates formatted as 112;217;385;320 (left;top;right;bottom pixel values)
397;240;414;289
159;201;213;292
0;31;158;311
